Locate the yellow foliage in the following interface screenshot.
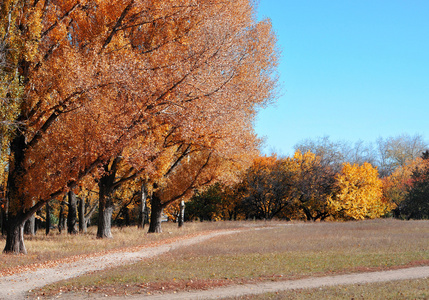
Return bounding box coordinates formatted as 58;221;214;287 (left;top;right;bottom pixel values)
328;162;389;220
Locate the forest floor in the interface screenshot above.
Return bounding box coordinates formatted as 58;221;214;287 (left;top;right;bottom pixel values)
0;223;428;299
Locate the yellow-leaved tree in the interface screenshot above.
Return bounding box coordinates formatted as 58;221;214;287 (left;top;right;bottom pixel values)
328;162;390;220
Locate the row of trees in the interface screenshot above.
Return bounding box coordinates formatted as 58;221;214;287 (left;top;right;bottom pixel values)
10;138;426;236
0;0;278;253
186;147;429;222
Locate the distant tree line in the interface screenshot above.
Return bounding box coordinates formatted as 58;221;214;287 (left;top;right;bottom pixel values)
185;134;429;221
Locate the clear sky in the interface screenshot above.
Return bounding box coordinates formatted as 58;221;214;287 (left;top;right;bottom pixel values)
255;0;429;155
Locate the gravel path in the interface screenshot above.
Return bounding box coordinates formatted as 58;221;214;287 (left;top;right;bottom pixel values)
0;230;242;300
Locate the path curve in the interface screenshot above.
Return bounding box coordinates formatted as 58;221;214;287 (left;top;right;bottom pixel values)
56;266;429;300
0;229;243;300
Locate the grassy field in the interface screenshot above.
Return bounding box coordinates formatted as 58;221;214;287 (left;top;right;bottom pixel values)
0;221;244;271
27;218;429;298
224;278;429;299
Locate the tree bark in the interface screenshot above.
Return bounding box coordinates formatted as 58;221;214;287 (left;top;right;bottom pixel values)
148;195;163;233
97;177;114;238
1;204;6;236
4;132;29;253
58;198;67;233
138;183;148;229
178;200;185;228
78;197;86;233
3;215;27;254
45;202;50;235
67;191;78;234
24;214;36;235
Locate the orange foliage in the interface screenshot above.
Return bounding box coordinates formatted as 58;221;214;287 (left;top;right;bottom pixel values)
2;0;278;251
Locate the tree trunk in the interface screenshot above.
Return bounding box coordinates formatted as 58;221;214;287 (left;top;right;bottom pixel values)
46;202;50;235
138;183;148;229
148;195;163;233
3;215;27;254
24;214;35;235
58;198;67;233
0;195;7;236
78;197;87;233
123;206;130;226
97;198;113;238
178;200;185;228
97;177;114;238
4;132;29;253
67;191;78;234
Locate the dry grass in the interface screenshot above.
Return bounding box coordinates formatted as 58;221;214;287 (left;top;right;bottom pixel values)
223;278;429;299
34;219;429;298
0;221;245;270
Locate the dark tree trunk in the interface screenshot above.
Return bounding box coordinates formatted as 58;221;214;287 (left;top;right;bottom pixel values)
24;214;36;235
97;196;113;238
78;197;87;233
123;206;130;226
4;132;29;253
46;202;51;235
97;176;114;238
138;183;148;229
96;157;122;239
67;191;78;234
148;195;163;233
178;200;185;228
1;204;6;236
58;199;67;233
3;215;27;254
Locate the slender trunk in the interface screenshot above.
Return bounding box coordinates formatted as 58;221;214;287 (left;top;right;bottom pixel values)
45;202;50;235
67;191;78;234
97;178;114;238
138;183;147;229
78;197;86;233
1;204;6;235
123;206;130;226
178;200;185;228
148;194;163;233
58;198;67;233
84;203;97;230
3;215;26;254
24;214;35;235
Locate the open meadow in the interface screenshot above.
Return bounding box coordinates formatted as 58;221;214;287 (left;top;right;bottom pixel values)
5;218;425;299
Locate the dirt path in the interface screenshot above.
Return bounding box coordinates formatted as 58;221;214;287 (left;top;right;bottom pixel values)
1;226;428;300
0;229;243;300
123;266;428;300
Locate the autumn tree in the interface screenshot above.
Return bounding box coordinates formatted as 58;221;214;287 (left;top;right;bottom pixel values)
381;156;425;218
396;155;429;219
1;0;277;253
147;140;253;232
328;162;390;220
240;156;296;220
286;151;335;221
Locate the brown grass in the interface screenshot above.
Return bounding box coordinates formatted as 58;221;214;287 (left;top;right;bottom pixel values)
33;219;429;298
0;221;246;271
223;278;429;299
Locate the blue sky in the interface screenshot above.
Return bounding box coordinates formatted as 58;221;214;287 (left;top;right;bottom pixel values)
255;0;429;155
